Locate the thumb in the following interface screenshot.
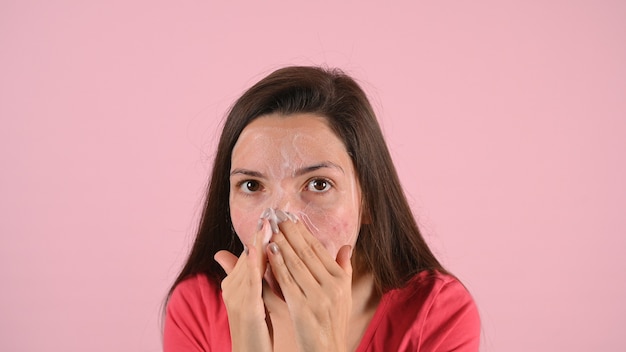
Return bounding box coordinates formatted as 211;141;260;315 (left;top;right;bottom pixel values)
214;250;239;275
336;245;353;276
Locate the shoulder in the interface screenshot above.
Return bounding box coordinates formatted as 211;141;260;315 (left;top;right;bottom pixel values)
164;274;230;351
169;273;220;305
399;270;476;309
167;273;228;322
371;271;480;351
405;271;480;351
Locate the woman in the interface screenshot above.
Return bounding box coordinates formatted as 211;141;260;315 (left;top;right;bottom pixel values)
164;66;480;351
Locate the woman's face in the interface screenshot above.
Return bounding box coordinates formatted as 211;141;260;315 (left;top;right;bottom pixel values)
229;113;362;259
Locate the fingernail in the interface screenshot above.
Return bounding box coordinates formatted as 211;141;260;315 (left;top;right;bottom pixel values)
260;208;271;219
270;219;279;234
276;209;298;223
286;211;299;223
269;243;279;254
243;245;249;255
275;209;289;222
256;218;263;231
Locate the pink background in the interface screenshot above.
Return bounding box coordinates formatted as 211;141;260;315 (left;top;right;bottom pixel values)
1;1;625;351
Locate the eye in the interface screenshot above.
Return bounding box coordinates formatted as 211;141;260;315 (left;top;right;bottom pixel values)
306;178;332;193
238;180;262;194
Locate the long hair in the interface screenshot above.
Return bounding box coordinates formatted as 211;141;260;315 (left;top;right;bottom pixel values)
169;66;445;298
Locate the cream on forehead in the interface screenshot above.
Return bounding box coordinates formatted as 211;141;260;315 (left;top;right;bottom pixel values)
232;124;347;178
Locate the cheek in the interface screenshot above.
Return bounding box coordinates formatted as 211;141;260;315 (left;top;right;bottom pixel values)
230;205;259;246
297;206;360;258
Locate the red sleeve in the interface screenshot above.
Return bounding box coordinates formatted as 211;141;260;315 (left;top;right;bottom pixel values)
418;278;481;352
163;275;231;352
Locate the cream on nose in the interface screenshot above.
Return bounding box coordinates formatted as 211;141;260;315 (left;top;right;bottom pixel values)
278;201;291;213
270;188;294;213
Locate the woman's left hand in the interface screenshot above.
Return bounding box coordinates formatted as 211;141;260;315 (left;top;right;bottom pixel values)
263;210;353;352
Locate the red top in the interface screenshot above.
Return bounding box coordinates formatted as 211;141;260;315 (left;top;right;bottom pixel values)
164;270;480;351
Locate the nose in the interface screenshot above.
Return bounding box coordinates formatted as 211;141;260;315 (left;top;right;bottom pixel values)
271;188;296;212
273;195;291;212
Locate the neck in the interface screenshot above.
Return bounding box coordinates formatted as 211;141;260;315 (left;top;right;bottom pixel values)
350;254;381;316
347;255;381;352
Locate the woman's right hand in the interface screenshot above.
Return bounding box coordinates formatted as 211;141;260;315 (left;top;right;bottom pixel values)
215;235;272;352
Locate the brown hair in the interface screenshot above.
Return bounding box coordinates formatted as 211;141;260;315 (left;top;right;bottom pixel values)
169;66;445;296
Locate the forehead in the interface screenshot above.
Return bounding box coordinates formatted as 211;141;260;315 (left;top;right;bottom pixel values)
232;113;349;161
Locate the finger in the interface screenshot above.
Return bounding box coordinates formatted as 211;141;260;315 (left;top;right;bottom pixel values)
254;221;271;275
335;245;353;277
270;227;328;290
245;245;263;279
215;250;248;295
266;242;308;304
214;250;240;275
270;230;328;296
278;217;346;278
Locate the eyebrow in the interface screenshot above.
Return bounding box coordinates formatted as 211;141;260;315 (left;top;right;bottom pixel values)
229;161;345;178
229;169;265;178
293;162;345;177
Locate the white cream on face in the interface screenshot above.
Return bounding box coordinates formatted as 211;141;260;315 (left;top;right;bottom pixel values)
229;113;362;259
